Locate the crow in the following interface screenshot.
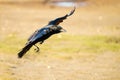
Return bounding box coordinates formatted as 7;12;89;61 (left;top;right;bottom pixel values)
18;7;75;58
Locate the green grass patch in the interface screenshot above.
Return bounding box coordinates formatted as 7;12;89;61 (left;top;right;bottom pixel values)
42;34;120;54
0;34;120;55
0;34;25;54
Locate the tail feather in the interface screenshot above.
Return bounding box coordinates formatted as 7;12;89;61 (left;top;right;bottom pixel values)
18;43;33;58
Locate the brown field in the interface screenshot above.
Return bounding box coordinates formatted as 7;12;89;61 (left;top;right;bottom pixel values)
0;1;120;80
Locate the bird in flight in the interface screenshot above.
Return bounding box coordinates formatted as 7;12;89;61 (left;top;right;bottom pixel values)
18;7;76;58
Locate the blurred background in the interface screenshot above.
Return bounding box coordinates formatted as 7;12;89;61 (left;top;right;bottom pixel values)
0;0;120;80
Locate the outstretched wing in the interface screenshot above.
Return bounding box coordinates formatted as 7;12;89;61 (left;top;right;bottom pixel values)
67;6;76;17
48;7;76;25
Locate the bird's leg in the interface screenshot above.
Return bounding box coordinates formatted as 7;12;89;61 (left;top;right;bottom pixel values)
33;41;43;53
34;45;40;53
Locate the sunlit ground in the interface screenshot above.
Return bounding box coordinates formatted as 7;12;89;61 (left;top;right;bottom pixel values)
0;1;120;80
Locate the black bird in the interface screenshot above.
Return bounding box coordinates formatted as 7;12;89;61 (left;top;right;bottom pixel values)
18;7;75;58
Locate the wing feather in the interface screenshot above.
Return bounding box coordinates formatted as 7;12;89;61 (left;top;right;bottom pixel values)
28;28;50;43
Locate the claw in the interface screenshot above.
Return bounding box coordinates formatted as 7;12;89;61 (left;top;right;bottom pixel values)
34;45;40;53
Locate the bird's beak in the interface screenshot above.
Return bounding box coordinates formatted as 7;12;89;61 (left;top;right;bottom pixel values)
60;28;67;32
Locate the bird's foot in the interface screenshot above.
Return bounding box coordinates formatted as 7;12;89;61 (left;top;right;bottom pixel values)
34;48;40;53
34;45;40;53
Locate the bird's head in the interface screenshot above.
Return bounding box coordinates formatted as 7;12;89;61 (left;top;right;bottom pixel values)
53;26;66;34
58;26;66;32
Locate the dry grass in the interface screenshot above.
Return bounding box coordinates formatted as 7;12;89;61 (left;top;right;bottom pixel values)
0;1;120;80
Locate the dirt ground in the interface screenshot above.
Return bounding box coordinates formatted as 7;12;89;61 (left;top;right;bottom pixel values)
0;52;120;80
0;1;120;80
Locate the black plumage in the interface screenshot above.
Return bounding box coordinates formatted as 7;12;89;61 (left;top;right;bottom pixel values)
18;7;75;58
